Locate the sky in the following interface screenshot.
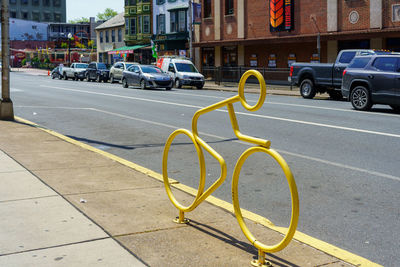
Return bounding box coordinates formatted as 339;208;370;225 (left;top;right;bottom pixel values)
67;0;124;21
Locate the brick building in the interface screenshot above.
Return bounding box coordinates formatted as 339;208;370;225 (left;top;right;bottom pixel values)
193;0;400;71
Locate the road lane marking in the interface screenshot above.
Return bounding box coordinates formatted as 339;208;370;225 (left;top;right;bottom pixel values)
14;115;383;267
39;85;400;139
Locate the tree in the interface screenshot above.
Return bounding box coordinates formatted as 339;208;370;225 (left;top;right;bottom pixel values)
97;8;118;21
68;17;90;24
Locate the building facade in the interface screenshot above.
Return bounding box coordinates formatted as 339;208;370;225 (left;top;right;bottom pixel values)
194;0;400;73
124;0;153;63
152;0;190;57
9;0;66;23
48;18;100;45
96;13;126;65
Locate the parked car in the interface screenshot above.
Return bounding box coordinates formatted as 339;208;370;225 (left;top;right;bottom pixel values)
61;63;88;81
122;64;173;90
157;56;205;89
86;62;110;82
341;55;400;111
109;62;137;83
50;66;62;79
289;49;394;99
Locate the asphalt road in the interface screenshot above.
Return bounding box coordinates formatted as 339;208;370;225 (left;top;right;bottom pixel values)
9;72;400;266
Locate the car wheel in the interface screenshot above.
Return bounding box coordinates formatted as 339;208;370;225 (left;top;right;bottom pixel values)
110;74;115;83
350;86;372;111
165;87;171;91
86;73;91;82
63;73;68;80
96;75;101;83
175;79;182;88
390;105;400;112
58;74;62;80
300;79;316;99
140;79;146;90
80;78;84;81
196;84;204;89
328;90;343;100
51;74;55;79
122;78;129;88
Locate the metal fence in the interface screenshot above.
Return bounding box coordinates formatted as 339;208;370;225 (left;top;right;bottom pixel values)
202;66;291;85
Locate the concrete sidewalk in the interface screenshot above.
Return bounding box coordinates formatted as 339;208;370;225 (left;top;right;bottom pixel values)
0;118;380;266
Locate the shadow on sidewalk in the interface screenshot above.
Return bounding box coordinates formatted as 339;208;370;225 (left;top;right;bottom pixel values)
188;219;300;267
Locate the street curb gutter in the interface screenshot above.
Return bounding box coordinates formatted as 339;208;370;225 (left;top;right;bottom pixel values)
15;116;382;267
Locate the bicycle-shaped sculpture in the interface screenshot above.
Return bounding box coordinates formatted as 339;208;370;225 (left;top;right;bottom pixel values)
162;70;299;267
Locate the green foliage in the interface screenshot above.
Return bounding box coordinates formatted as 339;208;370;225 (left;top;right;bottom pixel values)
61;42;68;49
97;8;118;21
68;17;90;24
43;58;50;63
21;58;26;66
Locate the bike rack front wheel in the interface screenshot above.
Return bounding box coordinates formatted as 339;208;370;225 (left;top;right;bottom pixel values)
162;128;206;213
232;146;299;253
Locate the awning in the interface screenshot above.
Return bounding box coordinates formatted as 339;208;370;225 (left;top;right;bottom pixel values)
107;45;149;55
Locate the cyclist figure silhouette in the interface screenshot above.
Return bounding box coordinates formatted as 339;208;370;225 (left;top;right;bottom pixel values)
162;70;299;266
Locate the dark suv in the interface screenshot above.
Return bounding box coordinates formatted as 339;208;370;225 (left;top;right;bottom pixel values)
86;62;110;83
341;55;400;111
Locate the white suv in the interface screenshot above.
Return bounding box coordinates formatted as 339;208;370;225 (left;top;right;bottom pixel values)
109;62;137;83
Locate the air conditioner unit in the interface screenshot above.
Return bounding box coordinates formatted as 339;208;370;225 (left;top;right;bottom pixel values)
392;4;400;22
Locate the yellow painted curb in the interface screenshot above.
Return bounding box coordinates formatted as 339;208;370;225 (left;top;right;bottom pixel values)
15;116;382;267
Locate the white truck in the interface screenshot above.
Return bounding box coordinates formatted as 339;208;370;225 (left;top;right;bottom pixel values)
61;63;88;81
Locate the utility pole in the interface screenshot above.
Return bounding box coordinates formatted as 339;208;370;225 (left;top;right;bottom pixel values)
1;0;14;120
188;0;193;61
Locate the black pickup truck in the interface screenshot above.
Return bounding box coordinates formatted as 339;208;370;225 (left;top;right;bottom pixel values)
289;49;391;99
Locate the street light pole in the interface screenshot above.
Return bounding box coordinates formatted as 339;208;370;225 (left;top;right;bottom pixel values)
1;0;14;120
68;33;72;66
188;0;193;61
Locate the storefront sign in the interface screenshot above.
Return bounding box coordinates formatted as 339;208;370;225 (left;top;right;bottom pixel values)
311;53;320;63
270;0;294;32
250;54;257;67
287;53;296;67
268;54;277;68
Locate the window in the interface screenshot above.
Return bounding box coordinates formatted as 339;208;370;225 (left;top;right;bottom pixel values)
105;30;109;42
54;13;61;22
112;29;115;42
225;0;234;15
43;0;50;6
130;0;136;4
137;15;142;34
22;11;28;19
53;0;61;7
204;0;212;18
32;12;40;21
178;11;186;32
125;18;130;34
372;57;398;72
156;0;165;4
9;0;17;4
170;12;176;32
130;18;136;34
10;11;17;18
44;12;51;21
143;15;150;33
32;0;39;5
21;0;28;4
118;28;122;42
338;51;356;64
222;46;238;67
100;31;103;43
348;57;371;69
157;14;165;34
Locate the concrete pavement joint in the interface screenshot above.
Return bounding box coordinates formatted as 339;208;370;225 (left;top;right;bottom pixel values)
0;237;110;257
62;186;164;196
0;194;58;204
14;116;383;267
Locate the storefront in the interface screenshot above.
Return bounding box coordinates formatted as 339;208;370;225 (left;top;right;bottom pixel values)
107;45;150;64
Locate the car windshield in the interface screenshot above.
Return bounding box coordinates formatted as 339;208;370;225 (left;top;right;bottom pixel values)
98;63;107;69
76;64;88;68
348;57;371;69
175;63;198;73
126;64;134;68
141;66;162;73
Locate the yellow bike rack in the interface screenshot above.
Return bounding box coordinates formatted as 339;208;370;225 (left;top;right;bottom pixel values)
162;70;299;266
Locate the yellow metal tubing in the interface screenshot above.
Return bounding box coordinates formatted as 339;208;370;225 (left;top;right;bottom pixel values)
232;146;299;253
162;128;206;212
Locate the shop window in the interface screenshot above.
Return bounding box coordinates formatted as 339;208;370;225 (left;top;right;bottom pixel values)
225;0;234;15
143;15;150;33
222;46;237;67
157;14;165;34
204;0;212;18
202;48;214;66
